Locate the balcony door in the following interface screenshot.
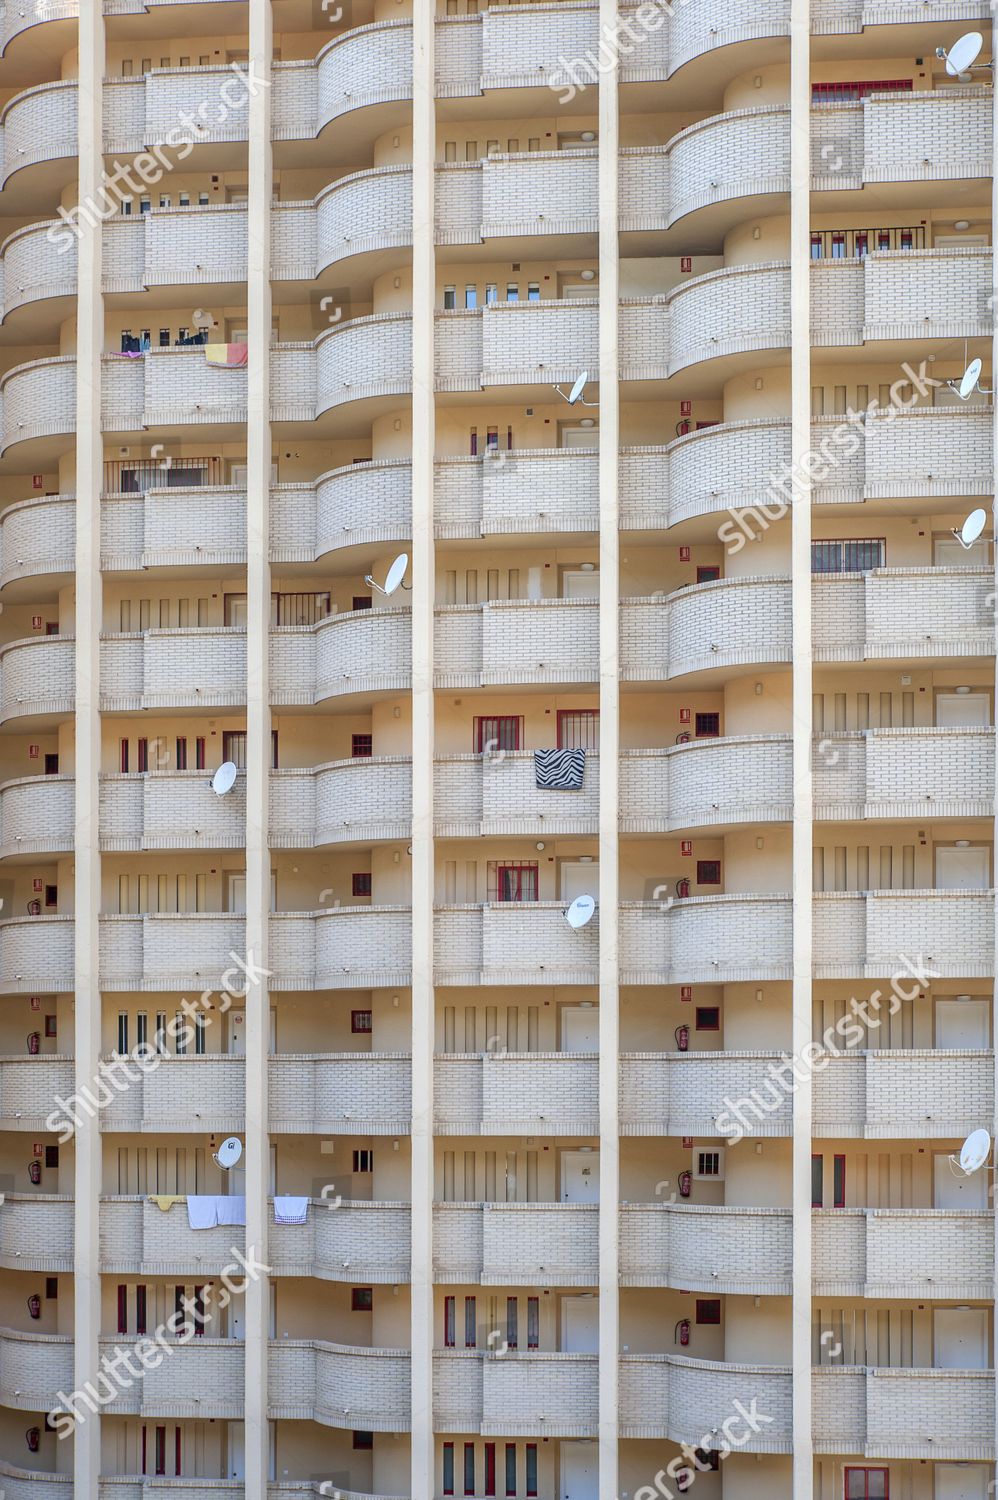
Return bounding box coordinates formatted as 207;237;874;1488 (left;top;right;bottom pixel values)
934;846;990;889
935;692;990;727
560;1150;599;1204
934;1465;991;1500
935;998;990;1048
560;1006;598;1051
561;1440;599;1500
560;861;597;903
933;1308;989;1369
934;1153;988;1209
561;1295;598;1353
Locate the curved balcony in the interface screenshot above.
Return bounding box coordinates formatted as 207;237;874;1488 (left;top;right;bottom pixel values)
269;1054;411;1134
271;759;411;846
621;738;793;832
812;87;992;190
434;1349;598;1437
814;568;992;662
0;775;73;859
271;1200;411;1284
0;636;74;724
434;1053;598;1135
620;1354;792;1447
269;908;411;990
275;168;413;277
622;578;793;682
0;1057;73;1130
272;607;411;704
620;1204;793;1294
621;1053;793;1137
0;1194;73;1271
274;22;415;140
269;1340;411;1431
273;462;410;560
100;629;247;712
0;356;75;453
0;81;76;188
104;205;248;291
99;1056;245;1134
0;1328;71;1410
434;1202;598;1286
665;261;790;375
0;1;77;59
0;222;76;324
813;1051;994;1139
624;896;793;985
0;1463;71;1500
813;1367;996;1460
814;1208;994;1300
104;70;253;154
0;914;74;993
814;890;994;978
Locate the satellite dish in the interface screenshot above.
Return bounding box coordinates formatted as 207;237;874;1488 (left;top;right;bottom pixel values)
564;893;596;929
945;31;983;75
212;1136;243;1170
953;508;987;548
211;761;238;796
364;552;410;597
959;1128;991;1174
959;358;983;399
553;371;598;408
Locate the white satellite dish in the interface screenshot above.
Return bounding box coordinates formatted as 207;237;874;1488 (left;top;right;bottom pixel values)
212;1136;243;1170
210;761;238;796
958;1128;991;1174
953;508;988;549
944;31;983;75
959;358;983;399
364;551;410;597
553;370;598;408
564;893;596;929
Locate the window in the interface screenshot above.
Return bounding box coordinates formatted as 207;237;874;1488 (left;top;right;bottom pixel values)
464;1295;477;1348
135;1284;146;1334
351;1287;373;1311
352;734;373;758
505;1445;516;1497
195;737;206;770
485;1442;496;1497
137;738;148;772
812;1154;824;1207
695;712;720;737
175;737;187;771
154;1427;166;1476
120;738;129;773
696;1298;722;1324
527;282;540;301
696;860;721;885
465;285;477;309
117;1014;129;1053
351;1010;373;1034
45;1277;58;1300
444;1442;455;1495
696;565;720;584
845;1470;889;1500
506;1296;518;1349
491;862;539;901
444;285;456;309
557;708;600;750
527;1296;539;1348
444;1296;456;1347
834;1153;846;1208
45;1144;59;1168
352;873;372;897
475;715;523;752
352;596;373;611
353;1431;374;1451
117;1284;128;1333
525;1445;537;1498
464;1442;475;1495
353;1149;373;1173
694;1148;724;1179
812;538;885;573
695;1006;720;1031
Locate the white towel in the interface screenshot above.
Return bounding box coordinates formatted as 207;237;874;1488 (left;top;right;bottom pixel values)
273;1195;309;1225
187;1195;218;1230
216;1195;246;1226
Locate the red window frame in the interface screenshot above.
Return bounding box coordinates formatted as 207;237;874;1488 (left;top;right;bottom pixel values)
351;1010;373;1034
695;1005;720;1031
697;860;721;885
695;711;720;737
119;738;129;773
464;1294;477;1348
812;1153;823;1208
351;1286;373;1311
154;1426;166;1476
696;567;720;585
834;1153;846;1208
175;736;187;771
527;1296;539;1349
484;1441;496;1497
812;78;912;101
492;861;538;902
117;1284;128;1333
557;707;600;750
444;1295;455;1347
696;1298;721;1324
137;738;148;772
352;733;373;758
352;872;372;897
845;1468;889;1500
464;1441;476;1495
474;715;522;753
135;1283;146;1335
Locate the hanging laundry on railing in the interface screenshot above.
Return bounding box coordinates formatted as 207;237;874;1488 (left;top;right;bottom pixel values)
273;1196;310;1225
187;1194;247;1229
205;342;248;368
534;747;586;790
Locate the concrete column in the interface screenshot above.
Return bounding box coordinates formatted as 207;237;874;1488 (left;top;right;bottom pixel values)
991;17;998;1467
73;4;106;1492
790;2;814;1495
410;4;437;1497
245;2;274;1494
597;2;620;1495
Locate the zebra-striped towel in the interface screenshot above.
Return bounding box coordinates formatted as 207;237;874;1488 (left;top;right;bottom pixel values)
534;748;586;790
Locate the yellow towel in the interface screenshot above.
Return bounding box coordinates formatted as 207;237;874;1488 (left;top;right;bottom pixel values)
148;1194;185;1212
205;342;248;368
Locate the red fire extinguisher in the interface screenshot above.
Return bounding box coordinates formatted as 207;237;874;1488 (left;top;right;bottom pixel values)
26;1032;40;1055
27;1159;41;1185
676;1468;692;1493
675;731;691;744
676;420;691;437
27;899;40;916
676;877;690;899
27;1293;41;1320
675;1024;689;1052
678;1169;692;1198
25;1427;40;1452
675;1318;691;1347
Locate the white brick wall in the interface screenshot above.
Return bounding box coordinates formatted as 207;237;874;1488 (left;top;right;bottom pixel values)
620;1204;793;1292
814;1208;995;1299
0;1194;73;1271
620;1355;793;1446
621;1053;793;1136
270;1340;411;1429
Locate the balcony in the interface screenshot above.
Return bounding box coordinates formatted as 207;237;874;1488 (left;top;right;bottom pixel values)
0;0;77;56
100;1056;245;1133
434;1350;598;1437
813;1209;994;1300
100;913;246;990
620;1204;793;1294
269;1340;411;1430
0;1057;73;1130
436;600;598;688
434;1054;598;1135
434;1203;599;1287
619;1355;793;1447
622;578;793;682
271;1200;411;1283
814;1051;994;1138
814;728;994;820
813;890;994;977
435;903;598;986
0;1328;71;1410
813;568;992;662
271;608;411;704
0;81;76;187
619;896;793;985
812;88;992;190
0;1194;72;1271
100;1198;245;1276
269;1054;411;1134
620;1053;793;1136
104;69;252;153
813;1367;996;1459
269;908;411;989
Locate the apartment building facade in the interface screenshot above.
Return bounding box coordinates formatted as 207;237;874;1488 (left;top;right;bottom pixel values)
0;0;993;1496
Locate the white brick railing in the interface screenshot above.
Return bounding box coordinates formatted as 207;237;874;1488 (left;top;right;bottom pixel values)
271;1200;411;1283
433;1202;598;1286
621;1053;793;1136
434;1053;599;1134
813;1367;996;1459
813;1050;995;1137
100;1197;245;1275
0;1057;74;1130
620;1353;793;1446
0;1327;72;1409
813;889;995;977
813;567;993;660
813;1208;994;1300
269;1340;411;1430
620;1204;793;1293
811;87;991;189
434;1350;598;1437
269;1054;411;1134
0;1194;73;1271
269;908;412;990
814;727;994;819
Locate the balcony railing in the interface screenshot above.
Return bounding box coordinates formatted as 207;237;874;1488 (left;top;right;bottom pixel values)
813;1367;996;1459
813;1209;994;1300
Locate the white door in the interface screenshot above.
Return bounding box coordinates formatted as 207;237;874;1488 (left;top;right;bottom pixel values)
227;1006;276;1055
561;1440;599;1500
561;1296;598;1353
935;846;990;889
227;873;246;913
562;569;600;598
561;1151;599;1203
560;862;597;902
561;1006;599;1051
936;998;990;1048
933;536;991;567
934;1152;988;1209
559;423;598;448
935;1464;991;1500
936;692;991;726
933;1308;989;1369
228;1425;244;1480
